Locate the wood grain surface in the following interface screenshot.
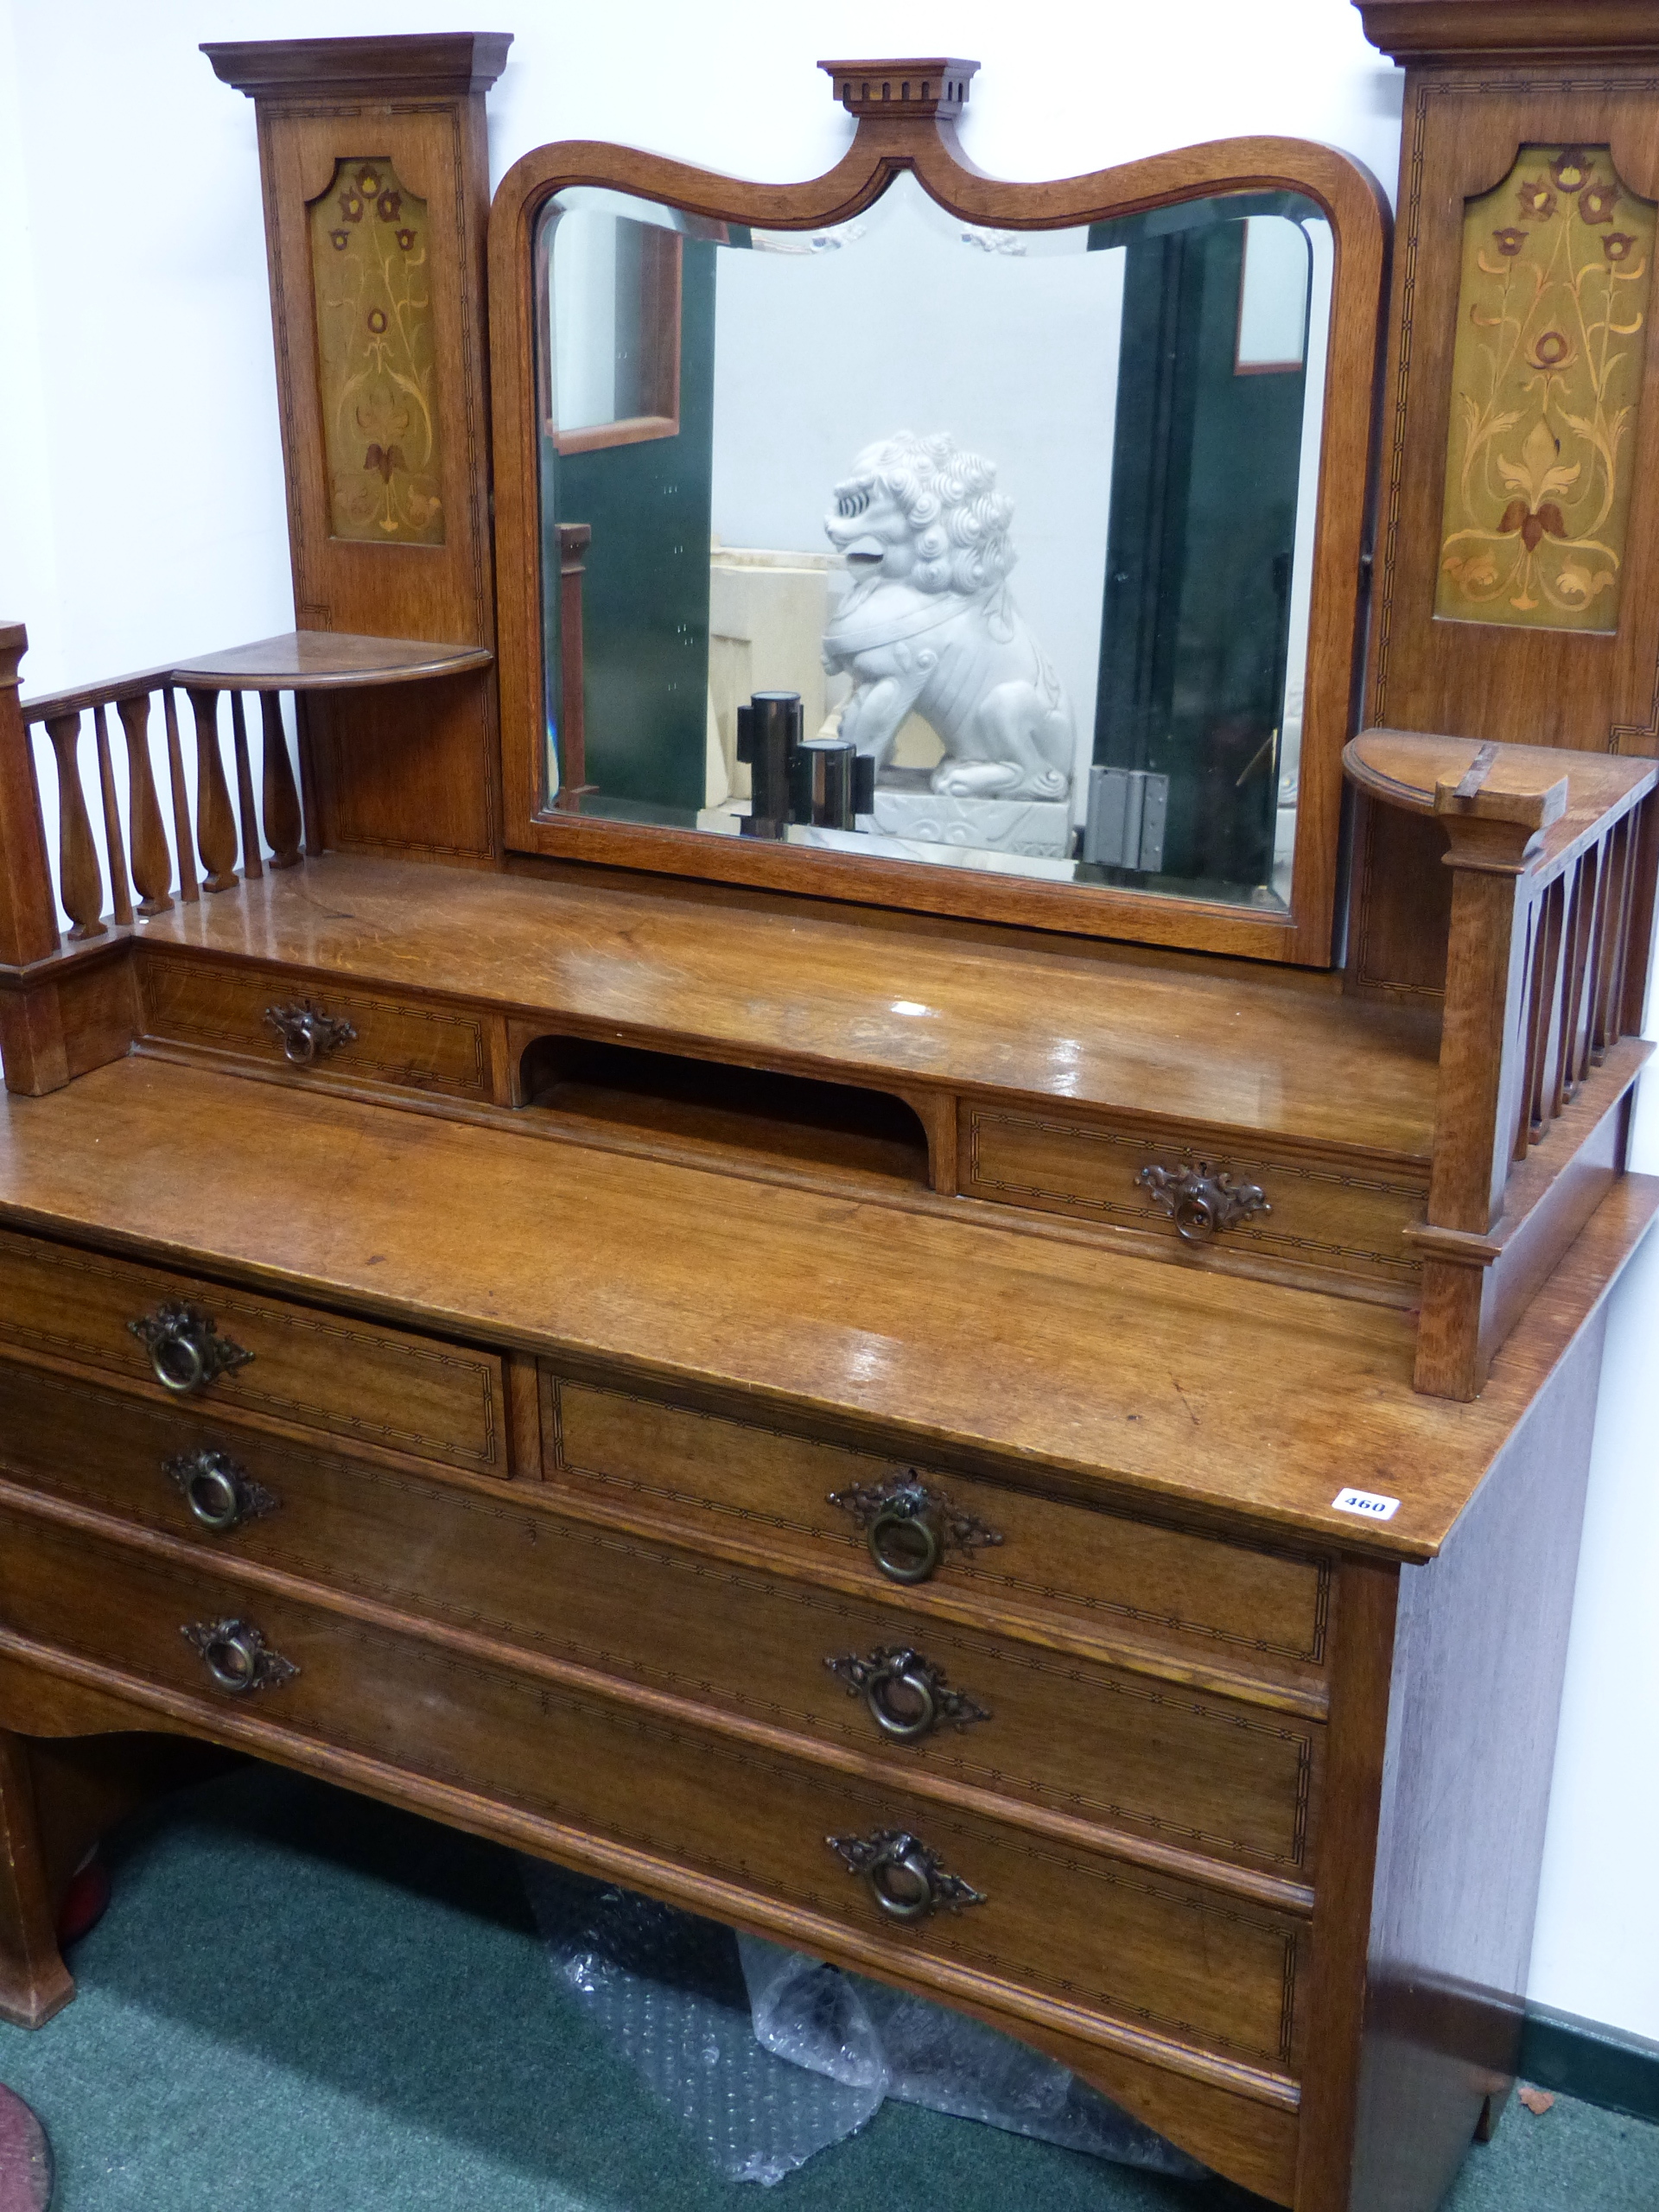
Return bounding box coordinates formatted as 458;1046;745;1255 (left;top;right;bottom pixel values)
489;118;1387;966
962;1106;1427;1294
141;956;493;1102
0;1223;505;1475
1362;45;1659;758
1346;1305;1608;2210
209;41;505;864
167;632;494;692
0;1494;1311;2085
549;1377;1332;1696
132;854;1444;1156
0;1057;1649;1562
0;1363;1323;1884
0;1726;73;2029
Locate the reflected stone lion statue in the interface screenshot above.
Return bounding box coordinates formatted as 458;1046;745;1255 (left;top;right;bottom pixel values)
822;431;1075;802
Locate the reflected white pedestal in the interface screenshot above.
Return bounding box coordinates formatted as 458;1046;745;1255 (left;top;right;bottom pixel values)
871;778;1074;859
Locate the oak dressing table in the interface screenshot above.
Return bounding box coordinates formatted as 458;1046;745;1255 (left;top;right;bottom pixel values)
2;11;1657;2209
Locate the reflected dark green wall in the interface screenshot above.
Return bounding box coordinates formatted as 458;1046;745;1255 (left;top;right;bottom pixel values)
1095;220;1306;887
541;236;716;818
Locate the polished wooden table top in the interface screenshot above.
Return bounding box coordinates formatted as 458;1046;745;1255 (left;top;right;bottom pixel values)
134;855;1445;1159
0;1058;1649;1561
168;631;494;691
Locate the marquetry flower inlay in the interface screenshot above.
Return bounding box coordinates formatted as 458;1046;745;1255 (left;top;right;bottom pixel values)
308;156;444;545
1438;144;1655;633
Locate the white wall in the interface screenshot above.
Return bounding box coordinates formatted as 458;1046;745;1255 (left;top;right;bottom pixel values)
709;183;1123;798
1;0;1655;2041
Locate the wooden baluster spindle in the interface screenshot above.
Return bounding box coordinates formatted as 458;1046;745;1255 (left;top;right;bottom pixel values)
260;690;303;868
1557;844;1600;1101
92;703;135;927
187;686;238;892
1523;874;1567;1143
1588;818;1629;1062
0;620;59;966
115;692;173;915
1616;794;1656;1040
229;691;264;880
1505;904;1540;1166
162;687;200;903
42;713;105;939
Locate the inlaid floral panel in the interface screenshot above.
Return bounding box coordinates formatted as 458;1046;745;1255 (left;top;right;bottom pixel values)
1438;144;1654;632
308;158;445;545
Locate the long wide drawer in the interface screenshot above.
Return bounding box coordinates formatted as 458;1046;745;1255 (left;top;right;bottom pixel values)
139;954;493;1101
0;1497;1310;2079
0;1364;1321;1880
546;1375;1332;1691
0;1227;505;1475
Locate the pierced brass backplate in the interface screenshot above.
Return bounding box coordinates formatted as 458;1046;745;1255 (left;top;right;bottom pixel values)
1137;1160;1271;1244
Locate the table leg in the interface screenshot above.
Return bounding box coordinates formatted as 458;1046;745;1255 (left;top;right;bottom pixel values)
0;1733;73;2030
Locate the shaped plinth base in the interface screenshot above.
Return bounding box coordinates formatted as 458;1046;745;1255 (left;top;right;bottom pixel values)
872;778;1074;858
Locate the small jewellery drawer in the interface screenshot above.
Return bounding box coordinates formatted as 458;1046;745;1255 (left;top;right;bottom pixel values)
0;1368;1319;1880
960;1105;1427;1293
0;1230;504;1474
0;1499;1310;2077
546;1376;1332;1684
139;954;492;1101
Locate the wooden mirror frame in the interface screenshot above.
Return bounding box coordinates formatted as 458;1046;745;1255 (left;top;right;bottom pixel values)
489;69;1389;964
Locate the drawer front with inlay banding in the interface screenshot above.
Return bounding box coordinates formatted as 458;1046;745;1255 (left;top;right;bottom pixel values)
961;1106;1427;1294
544;1375;1332;1697
0;1228;504;1474
139;954;492;1100
0;1363;1322;1880
0;1496;1311;2083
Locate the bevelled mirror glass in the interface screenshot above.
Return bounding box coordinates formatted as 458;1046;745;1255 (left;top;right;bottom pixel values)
533;173;1332;911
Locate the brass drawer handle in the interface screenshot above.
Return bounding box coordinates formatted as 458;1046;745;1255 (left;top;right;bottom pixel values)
181;1618;297;1695
828;1471;1002;1586
164;1447;279;1535
827;1828;985;1921
825;1647;990;1741
264;1001;357;1066
1137;1160;1270;1245
128;1300;252;1395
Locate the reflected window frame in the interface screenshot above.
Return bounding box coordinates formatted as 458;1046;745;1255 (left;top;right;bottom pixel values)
534;205;684;456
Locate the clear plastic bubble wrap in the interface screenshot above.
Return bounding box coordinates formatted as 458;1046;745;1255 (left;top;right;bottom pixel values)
520;1858;1206;2188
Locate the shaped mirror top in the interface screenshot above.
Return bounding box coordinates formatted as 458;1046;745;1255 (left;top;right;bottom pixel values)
533;168;1332;911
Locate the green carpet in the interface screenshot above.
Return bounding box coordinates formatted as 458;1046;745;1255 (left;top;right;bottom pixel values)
2;1764;1655;2210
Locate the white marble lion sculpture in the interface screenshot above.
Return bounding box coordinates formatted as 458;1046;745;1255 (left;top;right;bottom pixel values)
822;431;1074;801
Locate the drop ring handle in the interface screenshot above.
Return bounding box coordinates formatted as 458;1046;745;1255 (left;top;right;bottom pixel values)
181;1618;297;1695
826;1827;986;1921
868;1492;943;1584
865;1655;938;1741
128;1301;251;1397
165;1447;279;1535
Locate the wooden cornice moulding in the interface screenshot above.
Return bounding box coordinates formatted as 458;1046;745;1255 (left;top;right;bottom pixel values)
1356;1;1659;63
818;57;980;122
201;33;513;102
